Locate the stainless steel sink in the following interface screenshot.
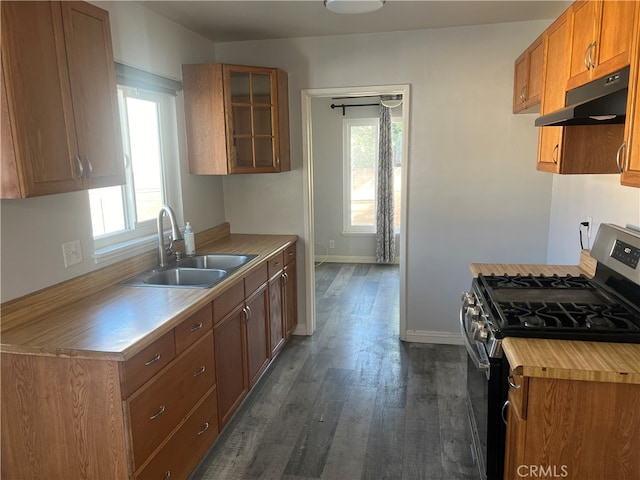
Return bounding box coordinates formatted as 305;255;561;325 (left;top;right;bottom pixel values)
122;253;257;289
123;267;228;288
177;253;257;271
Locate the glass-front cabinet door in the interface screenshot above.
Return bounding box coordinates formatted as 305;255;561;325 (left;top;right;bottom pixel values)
224;66;278;173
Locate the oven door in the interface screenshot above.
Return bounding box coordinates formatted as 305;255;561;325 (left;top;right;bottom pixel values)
461;302;507;480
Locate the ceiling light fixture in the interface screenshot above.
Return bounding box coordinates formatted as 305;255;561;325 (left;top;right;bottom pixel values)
324;0;385;15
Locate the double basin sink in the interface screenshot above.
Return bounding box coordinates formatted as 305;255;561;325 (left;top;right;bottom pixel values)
123;254;257;288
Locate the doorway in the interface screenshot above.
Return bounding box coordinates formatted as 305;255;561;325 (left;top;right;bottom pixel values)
301;85;410;339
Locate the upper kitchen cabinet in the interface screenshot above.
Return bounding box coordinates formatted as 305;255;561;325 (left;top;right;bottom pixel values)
537;13;569;172
182;63;291;175
620;7;640;187
566;0;637;91
0;1;124;199
513;35;544;113
536;9;624;175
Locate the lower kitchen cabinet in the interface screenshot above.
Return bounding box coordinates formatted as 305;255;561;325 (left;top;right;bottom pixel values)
246;283;270;387
213;300;249;427
0;302;219;479
125;331;215;470
135;386;219;480
503;372;640;479
284;257;297;336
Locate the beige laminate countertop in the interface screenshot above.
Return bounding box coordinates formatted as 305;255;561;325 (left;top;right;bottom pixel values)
0;232;297;362
469;255;640;384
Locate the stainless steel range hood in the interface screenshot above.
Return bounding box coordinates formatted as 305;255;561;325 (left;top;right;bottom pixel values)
535;67;629;127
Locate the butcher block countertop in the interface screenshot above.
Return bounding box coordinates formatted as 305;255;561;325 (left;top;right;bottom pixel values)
503;338;640;384
469;250;640;384
0;223;297;362
469;249;597;278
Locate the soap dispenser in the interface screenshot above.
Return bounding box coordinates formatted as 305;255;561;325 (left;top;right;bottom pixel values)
184;222;196;256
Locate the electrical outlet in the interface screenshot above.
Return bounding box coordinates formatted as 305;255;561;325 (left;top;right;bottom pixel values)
329;240;335;249
62;240;83;268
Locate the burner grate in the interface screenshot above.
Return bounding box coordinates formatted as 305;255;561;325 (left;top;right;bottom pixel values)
496;301;640;330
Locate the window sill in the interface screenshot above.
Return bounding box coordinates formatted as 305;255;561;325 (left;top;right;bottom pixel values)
93;234;158;265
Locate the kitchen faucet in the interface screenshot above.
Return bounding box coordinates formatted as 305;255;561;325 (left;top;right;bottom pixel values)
157;205;183;268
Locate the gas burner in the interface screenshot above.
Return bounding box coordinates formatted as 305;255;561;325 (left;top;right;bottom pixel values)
523;316;546;328
585;316;615;329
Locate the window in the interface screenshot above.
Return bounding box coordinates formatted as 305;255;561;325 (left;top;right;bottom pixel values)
89;86;177;259
343;117;402;233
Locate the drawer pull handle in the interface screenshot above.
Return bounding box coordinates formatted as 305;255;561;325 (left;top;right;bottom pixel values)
193;366;206;377
190;322;204;332
150;405;166;420
197;422;210;436
164;471;171;480
508;374;521;389
145;354;161;366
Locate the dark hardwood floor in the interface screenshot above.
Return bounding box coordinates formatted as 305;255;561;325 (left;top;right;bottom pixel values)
192;263;476;480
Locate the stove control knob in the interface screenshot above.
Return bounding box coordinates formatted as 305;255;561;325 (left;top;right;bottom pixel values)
461;291;476;307
475;324;489;342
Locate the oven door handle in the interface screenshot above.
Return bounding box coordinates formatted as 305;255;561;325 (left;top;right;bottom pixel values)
459;304;491;378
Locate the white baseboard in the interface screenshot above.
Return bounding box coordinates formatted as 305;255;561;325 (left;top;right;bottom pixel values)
403;329;464;345
292;324;308;336
314;255;399;265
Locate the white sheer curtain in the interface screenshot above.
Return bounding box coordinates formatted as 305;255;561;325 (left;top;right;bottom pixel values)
376;104;395;263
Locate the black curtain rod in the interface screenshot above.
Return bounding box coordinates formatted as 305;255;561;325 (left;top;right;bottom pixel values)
331;103;379;116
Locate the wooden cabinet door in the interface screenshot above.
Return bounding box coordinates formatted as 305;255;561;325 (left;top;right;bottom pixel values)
213;303;248;427
60;1;125;189
503;391;527;479
268;274;285;357
537;13;569;173
283;261;297;337
245;284;270;387
0;1;81;197
567;0;598;89
512;36;543;113
621;5;640;187
568;0;636;90
224;65;279;174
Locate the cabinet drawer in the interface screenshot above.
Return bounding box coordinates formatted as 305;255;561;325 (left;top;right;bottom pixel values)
121;329;176;399
135;387;219;480
268;251;284;279
212;280;244;325
174;303;213;355
127;331;215;470
284;243;296;265
245;262;268;297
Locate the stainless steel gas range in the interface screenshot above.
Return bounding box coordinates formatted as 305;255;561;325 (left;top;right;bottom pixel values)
460;223;640;480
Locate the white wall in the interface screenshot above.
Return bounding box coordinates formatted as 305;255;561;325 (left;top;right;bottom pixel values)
0;1;221;302
547;175;640;264
216;21;555;337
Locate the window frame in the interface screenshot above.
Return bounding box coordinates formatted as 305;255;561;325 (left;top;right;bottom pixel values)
91;85;179;263
342;116;402;235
